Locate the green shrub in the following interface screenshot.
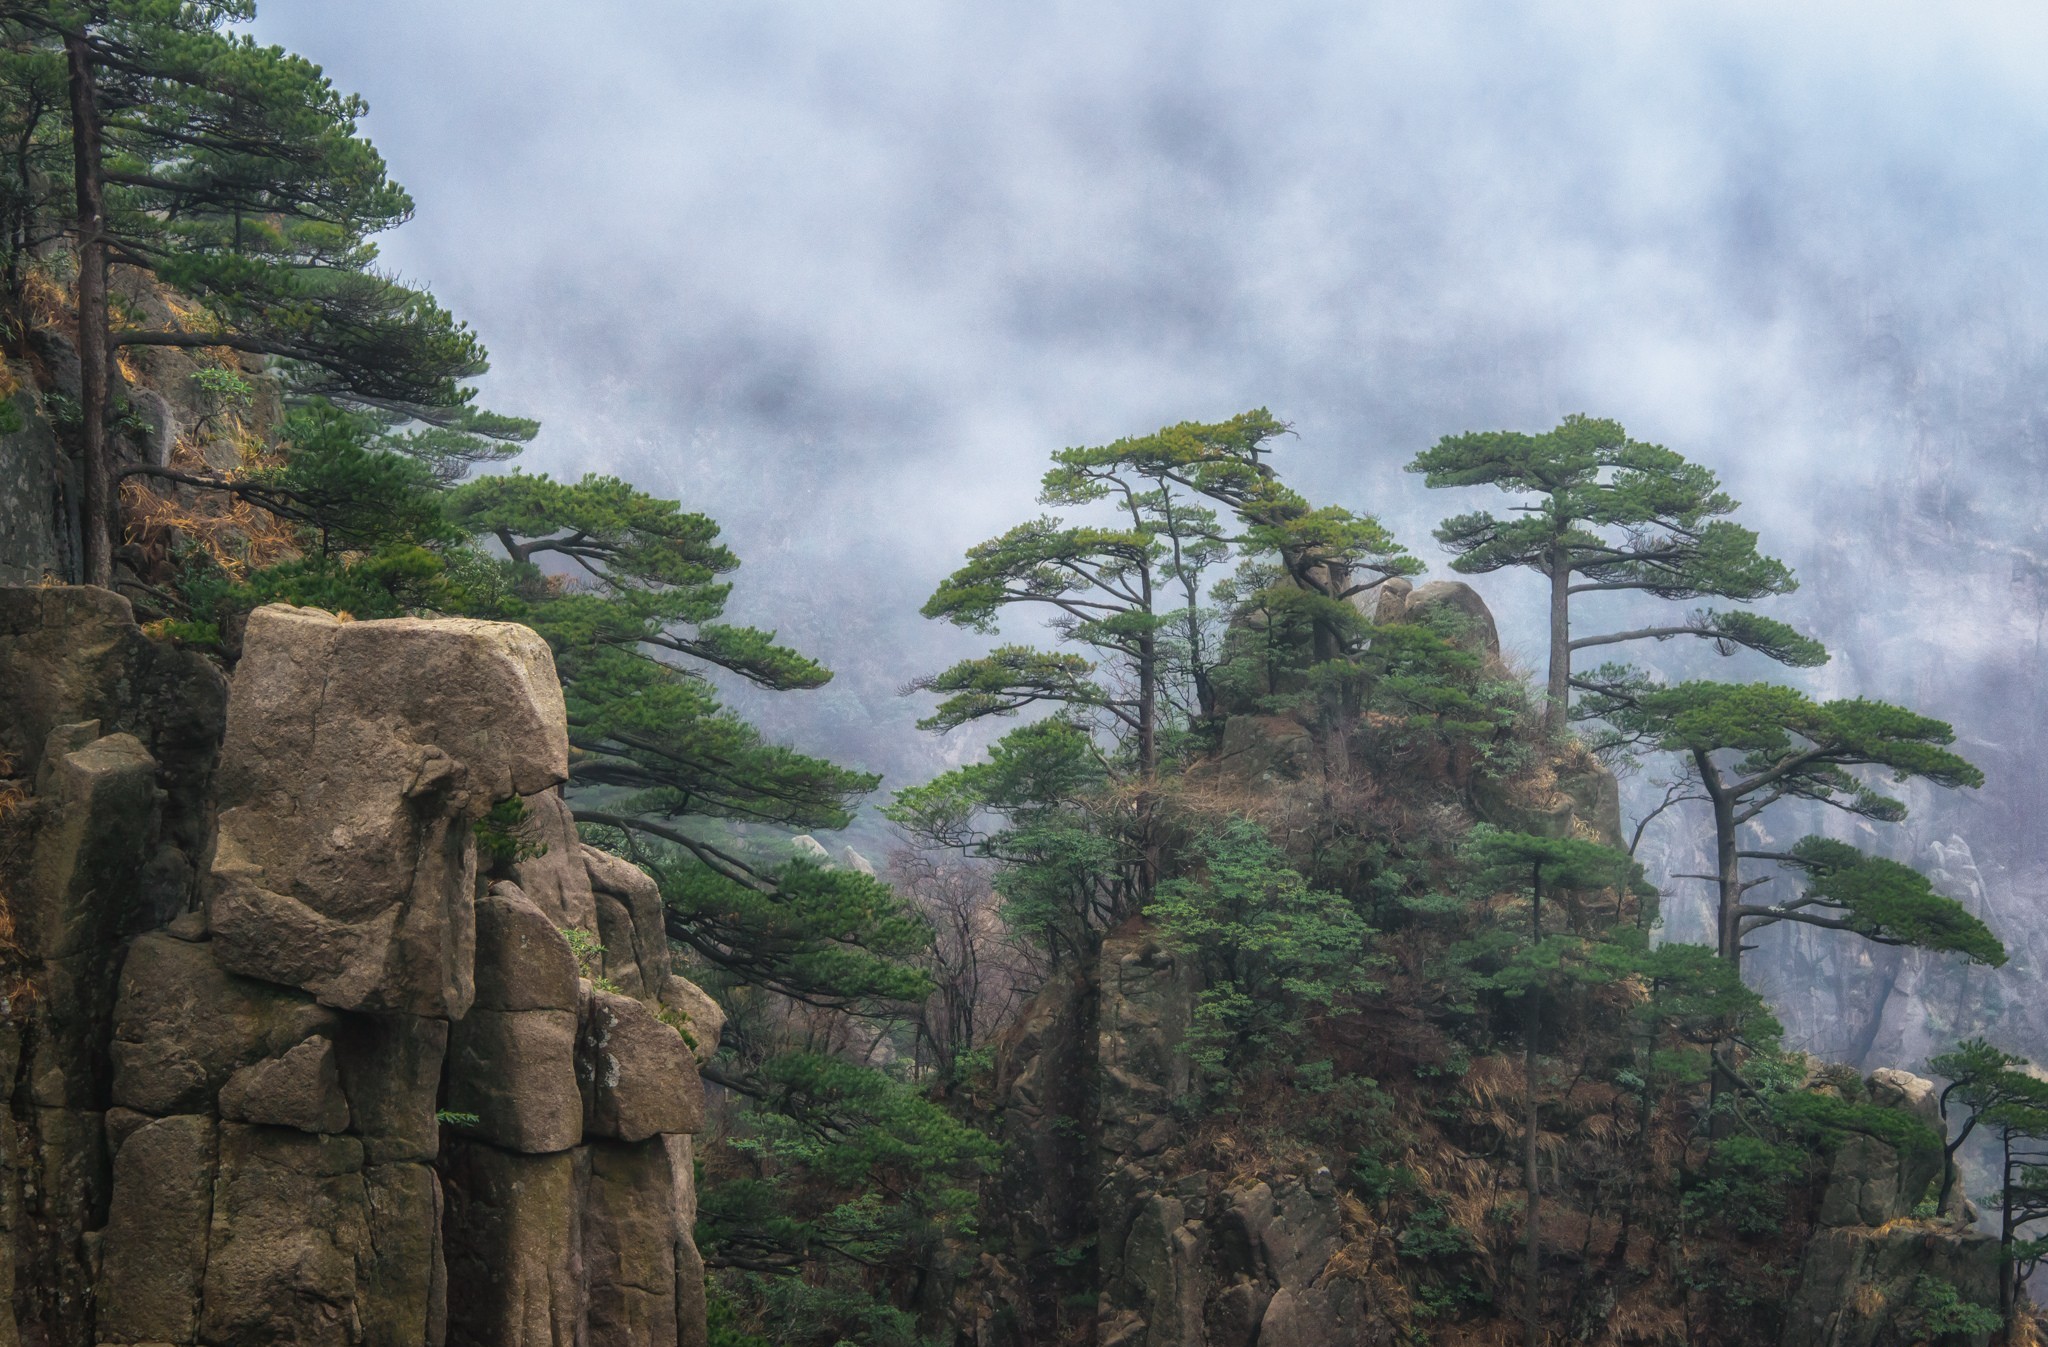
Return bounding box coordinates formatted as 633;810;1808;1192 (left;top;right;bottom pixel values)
1683;1136;1807;1236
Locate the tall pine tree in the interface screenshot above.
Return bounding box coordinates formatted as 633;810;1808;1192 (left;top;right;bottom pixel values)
1408;415;1824;729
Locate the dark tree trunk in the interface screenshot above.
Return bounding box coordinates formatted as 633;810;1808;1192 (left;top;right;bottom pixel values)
1545;542;1571;733
1136;563;1159;900
64;31;110;588
1700;751;1744;1136
1525;861;1545;1347
2003;1132;2017;1328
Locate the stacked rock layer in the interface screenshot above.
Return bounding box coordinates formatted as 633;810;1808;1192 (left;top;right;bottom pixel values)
0;592;716;1347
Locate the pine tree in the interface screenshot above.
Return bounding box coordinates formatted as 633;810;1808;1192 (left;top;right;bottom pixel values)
1103;408;1422;662
919;447;1232;779
445;471;878;861
1601;681;1999;976
1927;1040;2048;1326
1407;415;1824;729
0;1;529;584
1604;680;2003;1126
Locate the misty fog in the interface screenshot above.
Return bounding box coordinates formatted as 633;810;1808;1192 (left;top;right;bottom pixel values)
251;0;2048;1071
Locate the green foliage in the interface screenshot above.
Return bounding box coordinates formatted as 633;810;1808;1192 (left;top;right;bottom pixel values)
1149;819;1379;1088
433;1110;480;1129
700;1051;996;1280
1776;837;2005;966
1090;408;1422;599
1603;678;1998;973
447;473;874;840
262;403;456;555
1207;569;1533;769
915;409;1421;788
177;543;456;628
1683;1136;1808;1236
653;859;934;1008
1631;942;1783;1059
1;2;531;442
1772;1091;1942;1178
1396;1205;1475;1261
887;718;1133;960
1617;682;1984;799
912;645;1103;732
1904;1275;2003;1341
1407;413;1820;721
704;1282;773;1347
474;797;547;868
1349;1147;1420;1203
558;926;605;981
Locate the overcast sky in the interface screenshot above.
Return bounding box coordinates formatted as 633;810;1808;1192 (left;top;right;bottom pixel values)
248;1;2048;799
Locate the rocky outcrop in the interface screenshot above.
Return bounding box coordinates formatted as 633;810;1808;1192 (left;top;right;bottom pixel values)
1368;576;1501;659
206;604;568;1018
0;586;228;1346
0;370;77;585
975;920;1394;1347
1777;1069;2000;1347
0;591;714;1346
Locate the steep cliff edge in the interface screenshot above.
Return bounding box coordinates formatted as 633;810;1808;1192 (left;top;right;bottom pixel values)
952;581;2008;1347
969;920;2002;1347
0;588;715;1346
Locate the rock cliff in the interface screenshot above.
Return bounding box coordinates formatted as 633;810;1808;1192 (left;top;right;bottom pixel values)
968;920;2002;1347
956;581;2006;1347
0;588;714;1346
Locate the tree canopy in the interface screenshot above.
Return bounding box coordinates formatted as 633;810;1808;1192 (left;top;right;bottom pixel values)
0;0;531;583
1407;414;1824;727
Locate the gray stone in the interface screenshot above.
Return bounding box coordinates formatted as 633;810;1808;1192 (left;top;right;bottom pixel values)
19;1106;105;1346
1402;579;1501;658
362;1162;449;1347
0;585;226;855
20;730;157;962
102;1106;152;1157
96;1114;216;1345
1817;1071;1945;1228
0;383;74;586
127;387;179;467
208;604;568;1018
110;931;338;1116
594;893;649;999
1258;1280;1379;1347
218;1034;351;1134
584;1139;683;1347
658;975;725;1065
1215;714;1312;782
511;788;597;932
335;1013;450;1165
446;1009;583;1154
440;1142;584;1347
668;1133;708;1347
1782;1224;2000;1347
579;985;703;1142
1368;574;1414;625
475;882;580;1013
198;1124;371;1347
583;846;670;997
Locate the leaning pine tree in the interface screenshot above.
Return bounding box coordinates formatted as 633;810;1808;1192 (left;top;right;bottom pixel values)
1600;679;2005;1117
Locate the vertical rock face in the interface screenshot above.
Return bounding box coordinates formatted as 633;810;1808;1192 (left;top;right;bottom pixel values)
0;587;228;1347
976;922;1398;1347
0;591;713;1347
206;605;569;1018
1778;1069;2001;1347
